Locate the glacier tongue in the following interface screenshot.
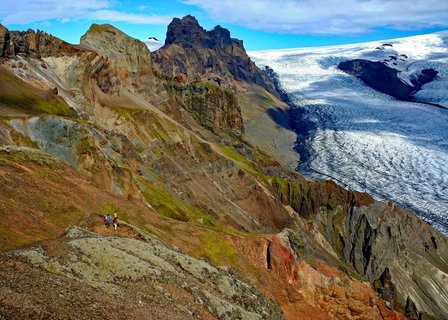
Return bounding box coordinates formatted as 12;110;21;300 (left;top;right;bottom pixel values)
250;31;448;234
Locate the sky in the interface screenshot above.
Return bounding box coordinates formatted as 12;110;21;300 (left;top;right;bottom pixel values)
1;0;448;50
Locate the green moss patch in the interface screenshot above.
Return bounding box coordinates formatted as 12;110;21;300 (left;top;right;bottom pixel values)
0;146;61;167
215;144;258;174
136;175;215;225
191;232;240;269
8;130;39;149
86;23;115;34
0;68;75;117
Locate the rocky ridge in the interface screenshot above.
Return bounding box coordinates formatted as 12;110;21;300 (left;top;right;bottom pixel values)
0;26;81;58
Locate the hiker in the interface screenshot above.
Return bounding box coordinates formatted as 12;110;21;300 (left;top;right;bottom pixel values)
113;215;118;231
105;213;111;227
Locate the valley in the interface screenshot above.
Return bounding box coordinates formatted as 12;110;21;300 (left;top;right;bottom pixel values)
0;16;447;320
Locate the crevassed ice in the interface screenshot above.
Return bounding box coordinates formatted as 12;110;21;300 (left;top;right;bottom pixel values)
250;32;448;235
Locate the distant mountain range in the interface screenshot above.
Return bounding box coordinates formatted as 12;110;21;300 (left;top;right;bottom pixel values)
142;36;163;51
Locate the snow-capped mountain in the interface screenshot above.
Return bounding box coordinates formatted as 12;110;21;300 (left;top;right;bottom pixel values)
142;37;164;51
250;31;448;234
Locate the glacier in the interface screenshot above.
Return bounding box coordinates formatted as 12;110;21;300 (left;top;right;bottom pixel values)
250;31;448;234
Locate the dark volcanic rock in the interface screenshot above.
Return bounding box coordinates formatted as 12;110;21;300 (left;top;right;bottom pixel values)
166;15;233;49
165;15;210;48
338;59;438;102
373;268;398;310
153;15;270;136
411;68;439;89
338;59;414;100
405;297;419;320
153;15;276;94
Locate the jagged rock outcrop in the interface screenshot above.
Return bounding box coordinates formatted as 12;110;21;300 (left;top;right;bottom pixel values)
0;24;123;105
338;59;438;101
153;15;276;94
405;297;419;320
3;27;81;58
373;268;398;310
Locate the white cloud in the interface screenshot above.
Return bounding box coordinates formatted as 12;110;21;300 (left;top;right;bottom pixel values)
0;0;108;25
183;0;448;35
0;0;172;26
88;10;173;25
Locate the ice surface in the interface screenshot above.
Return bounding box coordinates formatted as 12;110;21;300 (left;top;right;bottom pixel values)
250;32;448;234
142;38;163;52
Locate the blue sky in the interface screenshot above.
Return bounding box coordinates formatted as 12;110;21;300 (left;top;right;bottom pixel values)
1;0;448;50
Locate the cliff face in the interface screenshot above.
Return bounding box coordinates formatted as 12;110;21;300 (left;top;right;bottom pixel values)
166;80;244;136
153;15;276;94
0;24;11;57
0;19;447;320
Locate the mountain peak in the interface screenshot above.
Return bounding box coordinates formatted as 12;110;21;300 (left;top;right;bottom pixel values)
165;15;207;47
179;14;199;23
164;15;236;49
80;23;149;55
155;15;275;93
172;14;200;27
80;23;152;78
85;23;122;35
